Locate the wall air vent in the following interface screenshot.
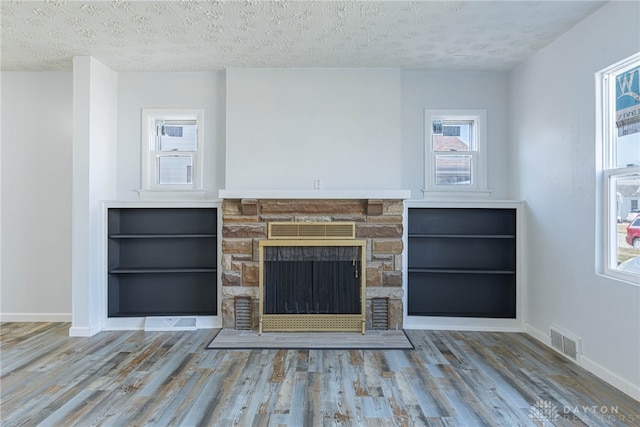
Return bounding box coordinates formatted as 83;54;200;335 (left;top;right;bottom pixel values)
235;297;252;330
372;298;389;330
550;326;581;363
268;222;356;239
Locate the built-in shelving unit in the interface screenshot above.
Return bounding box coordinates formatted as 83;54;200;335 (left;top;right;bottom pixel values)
107;207;217;317
407;207;516;318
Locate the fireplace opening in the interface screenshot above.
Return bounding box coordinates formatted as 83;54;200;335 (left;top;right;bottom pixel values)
263;246;361;315
258;224;366;334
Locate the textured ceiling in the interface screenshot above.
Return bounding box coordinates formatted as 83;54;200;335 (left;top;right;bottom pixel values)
1;0;607;72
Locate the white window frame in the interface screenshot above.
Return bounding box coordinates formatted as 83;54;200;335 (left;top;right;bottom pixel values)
423;109;489;197
596;52;640;285
140;109;204;194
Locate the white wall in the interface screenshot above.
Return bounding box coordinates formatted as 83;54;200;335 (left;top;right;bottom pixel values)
225;68;402;191
70;57;118;336
401;70;511;199
510;1;640;398
116;72;225;200
0;72;73;321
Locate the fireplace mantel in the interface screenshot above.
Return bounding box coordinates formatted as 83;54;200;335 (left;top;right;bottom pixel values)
218;189;411;200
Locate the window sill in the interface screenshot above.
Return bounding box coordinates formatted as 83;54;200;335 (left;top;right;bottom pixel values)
598;270;640;287
137;190;207;201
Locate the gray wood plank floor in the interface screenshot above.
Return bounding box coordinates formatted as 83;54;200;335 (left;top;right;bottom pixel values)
1;323;638;426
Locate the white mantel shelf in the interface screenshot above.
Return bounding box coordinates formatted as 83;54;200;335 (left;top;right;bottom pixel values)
218;189;412;200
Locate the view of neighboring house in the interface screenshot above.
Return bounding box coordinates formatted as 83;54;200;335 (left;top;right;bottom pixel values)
433;135;469;152
618;178;640;221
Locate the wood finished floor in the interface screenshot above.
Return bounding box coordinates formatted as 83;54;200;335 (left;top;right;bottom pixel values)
1;323;638;427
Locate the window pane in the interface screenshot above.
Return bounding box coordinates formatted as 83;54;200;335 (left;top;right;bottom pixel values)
435;155;472;185
157;156;193;185
432;119;474;152
616;132;640;168
615;65;640;167
614;174;640;274
155;120;197;151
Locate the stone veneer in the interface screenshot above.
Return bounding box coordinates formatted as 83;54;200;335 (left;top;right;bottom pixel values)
221;198;404;330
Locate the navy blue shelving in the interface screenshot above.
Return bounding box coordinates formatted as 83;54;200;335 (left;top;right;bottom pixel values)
108;208;217;317
408;208;516;318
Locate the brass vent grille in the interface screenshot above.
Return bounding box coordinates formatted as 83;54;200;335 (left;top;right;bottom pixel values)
268;222;355;239
261;314;363;332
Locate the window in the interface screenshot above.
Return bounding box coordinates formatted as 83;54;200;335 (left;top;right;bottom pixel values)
424;109;488;196
597;53;640;282
141;109;204;194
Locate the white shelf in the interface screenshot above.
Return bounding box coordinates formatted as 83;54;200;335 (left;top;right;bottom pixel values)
218;189;411;199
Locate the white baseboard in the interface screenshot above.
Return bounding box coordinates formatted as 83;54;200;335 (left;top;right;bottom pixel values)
0;313;72;322
68;324;102;337
525;323;549;345
404;316;524;332
525;324;640;401
580;356;640;401
196;316;222;329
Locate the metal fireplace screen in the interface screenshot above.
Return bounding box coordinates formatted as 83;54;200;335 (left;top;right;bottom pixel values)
259;239;366;334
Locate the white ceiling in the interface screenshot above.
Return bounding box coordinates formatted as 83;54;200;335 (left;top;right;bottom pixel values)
1;0;607;72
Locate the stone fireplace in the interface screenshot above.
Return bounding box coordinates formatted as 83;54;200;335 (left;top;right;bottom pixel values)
220;198;404;331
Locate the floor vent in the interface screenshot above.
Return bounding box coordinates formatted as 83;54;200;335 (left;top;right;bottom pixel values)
144;316;197;331
235;297;253;330
550;326;581;362
372;298;389;330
